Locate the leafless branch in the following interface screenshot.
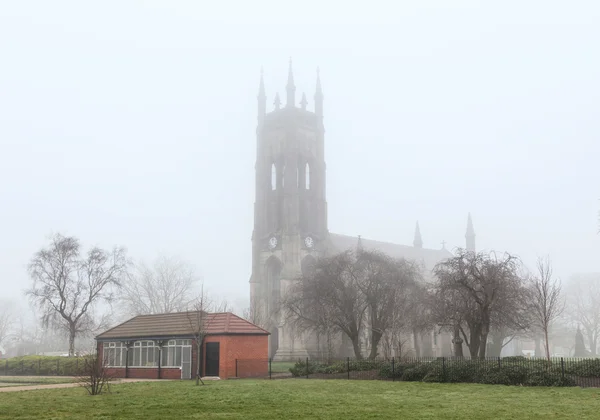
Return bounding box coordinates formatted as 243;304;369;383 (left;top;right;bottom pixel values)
26;233;129;356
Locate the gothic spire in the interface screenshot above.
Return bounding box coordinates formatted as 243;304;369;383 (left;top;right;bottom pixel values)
257;67;266;123
413;221;423;248
274;92;281;110
300;92;307;110
314;67;323;117
286;58;295;108
466;213;476;252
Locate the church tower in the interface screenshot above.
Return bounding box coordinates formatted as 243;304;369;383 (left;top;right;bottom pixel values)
250;61;327;360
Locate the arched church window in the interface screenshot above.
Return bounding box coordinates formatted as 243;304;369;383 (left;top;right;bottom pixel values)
305;163;311;190
271;163;276;190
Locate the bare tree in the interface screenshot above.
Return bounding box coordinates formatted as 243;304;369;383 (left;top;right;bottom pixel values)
283;251;367;359
78;351;114;396
0;299;16;350
121;255;200;316
357;250;421;359
433;249;525;358
242;298;268;329
212;298;234;313
566;274;600;355
529;256;564;361
186;286;219;385
27;234;129;356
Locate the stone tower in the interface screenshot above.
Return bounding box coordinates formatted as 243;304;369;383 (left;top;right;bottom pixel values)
249;61;327;360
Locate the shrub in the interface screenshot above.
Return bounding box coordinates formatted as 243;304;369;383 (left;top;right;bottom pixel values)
0;355;89;376
289;357;581;387
525;371;576;387
479;369;512;385
564;359;600;377
401;364;431;382
289;360;313;377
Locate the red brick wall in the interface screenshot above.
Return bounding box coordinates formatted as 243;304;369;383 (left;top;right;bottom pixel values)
98;334;268;380
225;335;269;378
104;367;181;379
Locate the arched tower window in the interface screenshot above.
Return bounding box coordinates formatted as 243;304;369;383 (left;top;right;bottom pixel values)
271;163;276;191
305;163;311;190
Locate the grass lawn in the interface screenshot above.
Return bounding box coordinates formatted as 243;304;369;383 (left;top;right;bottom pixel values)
270;361;294;373
1;379;600;419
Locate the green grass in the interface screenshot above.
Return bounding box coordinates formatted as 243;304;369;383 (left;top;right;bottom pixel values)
1;379;600;419
270;361;295;373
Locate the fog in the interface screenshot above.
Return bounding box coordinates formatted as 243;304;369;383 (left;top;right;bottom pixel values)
1;0;599;319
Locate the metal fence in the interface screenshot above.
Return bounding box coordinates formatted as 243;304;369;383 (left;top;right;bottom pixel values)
236;356;600;388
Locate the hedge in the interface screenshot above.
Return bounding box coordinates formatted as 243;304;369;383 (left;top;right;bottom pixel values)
290;357;580;387
0;355;91;376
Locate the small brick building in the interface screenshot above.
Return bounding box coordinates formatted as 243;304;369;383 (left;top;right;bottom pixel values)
95;311;269;380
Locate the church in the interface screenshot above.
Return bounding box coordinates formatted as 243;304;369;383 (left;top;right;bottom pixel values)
249;61;476;361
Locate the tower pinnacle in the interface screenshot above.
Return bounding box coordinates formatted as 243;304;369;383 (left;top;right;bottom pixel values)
466;213;476;252
314;67;323;117
300;92;307;110
274;92;281;110
413;221;423;248
257;67;266;124
286;58;295;108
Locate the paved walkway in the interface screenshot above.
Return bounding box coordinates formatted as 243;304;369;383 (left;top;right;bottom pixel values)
0;378;165;393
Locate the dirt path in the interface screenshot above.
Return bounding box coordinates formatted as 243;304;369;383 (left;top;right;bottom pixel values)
0;378;166;393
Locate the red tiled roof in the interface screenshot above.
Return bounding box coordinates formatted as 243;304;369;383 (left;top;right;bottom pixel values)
96;312;269;340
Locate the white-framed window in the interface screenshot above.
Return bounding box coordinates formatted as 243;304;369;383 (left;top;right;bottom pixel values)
104;339;192;368
131;341;158;367
103;342;127;367
161;339;192;368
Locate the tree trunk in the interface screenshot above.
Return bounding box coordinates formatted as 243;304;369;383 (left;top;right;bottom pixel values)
487;332;504;358
350;334;363;360
587;330;596;356
453;324;464;358
468;325;481;358
68;326;76;357
196;342;201;385
534;337;542;357
544;329;551;361
478;327;489;359
368;330;382;359
413;328;421;357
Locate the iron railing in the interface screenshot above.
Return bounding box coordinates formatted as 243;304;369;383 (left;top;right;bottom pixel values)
236;356;600;388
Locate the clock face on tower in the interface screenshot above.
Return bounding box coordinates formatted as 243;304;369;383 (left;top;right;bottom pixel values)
304;236;314;249
268;236;278;250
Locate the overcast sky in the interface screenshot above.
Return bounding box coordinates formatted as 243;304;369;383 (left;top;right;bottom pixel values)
1;1;599;314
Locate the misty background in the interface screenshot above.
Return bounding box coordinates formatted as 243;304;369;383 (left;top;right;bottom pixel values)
1;1;599;319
